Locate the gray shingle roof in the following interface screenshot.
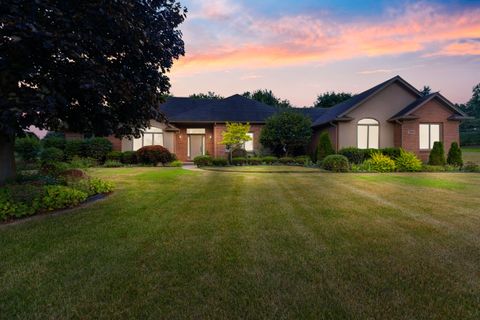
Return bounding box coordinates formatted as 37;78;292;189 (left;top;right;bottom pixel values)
159;94;278;123
311;75;420;127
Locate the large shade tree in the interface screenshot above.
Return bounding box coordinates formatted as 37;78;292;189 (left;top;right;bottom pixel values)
242;89;292;109
314;91;352;108
0;0;186;184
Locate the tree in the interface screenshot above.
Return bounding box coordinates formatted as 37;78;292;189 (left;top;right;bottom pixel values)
260;111;312;156
0;0;186;184
459;83;480;146
314;91;352;108
428;141;446;165
420;85;432;96
447;142;463;167
189;92;223;100
242;90;292;109
220;123;252;163
316;132;335;162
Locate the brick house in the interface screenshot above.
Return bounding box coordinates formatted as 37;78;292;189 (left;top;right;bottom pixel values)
66;76;470;162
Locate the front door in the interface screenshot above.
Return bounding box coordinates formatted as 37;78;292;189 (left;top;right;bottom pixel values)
188;134;205;159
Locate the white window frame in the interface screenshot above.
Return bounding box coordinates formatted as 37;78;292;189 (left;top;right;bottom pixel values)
357;118;379;149
419;123;441;150
132;127;164;151
244;132;254;151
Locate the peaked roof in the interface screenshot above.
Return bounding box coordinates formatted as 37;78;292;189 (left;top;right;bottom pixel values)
389;92;470;121
159;94;277;123
294;108;329;121
312;75;421;127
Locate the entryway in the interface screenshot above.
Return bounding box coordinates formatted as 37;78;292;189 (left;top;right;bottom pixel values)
187;128;206;159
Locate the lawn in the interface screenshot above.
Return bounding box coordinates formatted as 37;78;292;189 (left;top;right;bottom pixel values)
1;168;480;319
463;147;480;164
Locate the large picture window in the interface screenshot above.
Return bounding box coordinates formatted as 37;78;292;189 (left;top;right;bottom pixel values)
133;127;164;151
419;124;440;150
244;133;254;151
357;118;379;149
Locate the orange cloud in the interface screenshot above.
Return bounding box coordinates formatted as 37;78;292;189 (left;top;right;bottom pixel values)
173;3;480;74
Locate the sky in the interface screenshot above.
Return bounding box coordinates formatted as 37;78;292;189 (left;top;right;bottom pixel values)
169;0;480;106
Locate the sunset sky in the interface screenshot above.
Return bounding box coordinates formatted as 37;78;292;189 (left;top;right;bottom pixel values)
169;0;480;106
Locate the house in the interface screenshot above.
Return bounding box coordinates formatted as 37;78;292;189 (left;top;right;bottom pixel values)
66;75;469;162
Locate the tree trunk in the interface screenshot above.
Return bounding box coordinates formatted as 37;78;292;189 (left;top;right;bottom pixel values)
0;132;16;185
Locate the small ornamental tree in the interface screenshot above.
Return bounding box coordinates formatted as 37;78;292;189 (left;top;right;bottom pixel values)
447;142;463;167
260;111;312;156
428;141;446;165
316;132;335;162
221;123;252;163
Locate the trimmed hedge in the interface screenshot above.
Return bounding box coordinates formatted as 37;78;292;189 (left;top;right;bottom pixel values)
247;157;262;165
193;155;212;167
106;151;123;161
137;145;174;166
261;156;278;164
231;157;247;166
322;154;349;172
279;157;295;164
121;151;138;164
212;158;228;166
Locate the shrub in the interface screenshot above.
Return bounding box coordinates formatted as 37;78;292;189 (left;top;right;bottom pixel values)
246;157;262;165
338;147;366;164
212;158;228;166
463;162;480;172
103;160;123;168
69;156;98;168
40;161;71;177
59;169;87;179
42;137;66;150
428;141;446;165
447;142;463;167
167;160;183;167
364;152;396;172
83;137;112;161
261;156;278;164
121;151;137;164
106;151;123;161
381;147;402;159
15;136;41;162
294;155;311;165
0;185;44;219
421;165;447;172
40;147;64;163
193;155;212;167
316;132;334;161
67;177;114;196
136;145;174;166
279;157;295;164
231;157;247;166
64;140;86;160
231;148;247;158
395;150;422;172
40;186;88;211
322;155;349;172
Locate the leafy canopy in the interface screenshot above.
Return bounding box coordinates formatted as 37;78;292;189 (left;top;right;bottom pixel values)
189;92;223;100
420;85;432;96
0;0;186;138
314;91;352;108
242;90;292;109
459;83;480;146
221;123;251;150
260;111;312;156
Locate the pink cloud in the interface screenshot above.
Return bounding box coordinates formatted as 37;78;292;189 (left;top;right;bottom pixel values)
174;3;480;73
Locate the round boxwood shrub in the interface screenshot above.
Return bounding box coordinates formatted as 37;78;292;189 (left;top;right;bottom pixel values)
212;158;228;166
279;157;295;164
395;149;422;172
428;141;446;165
121;151;138;164
261;156;278;164
447;142;463;167
106;151;123;161
231;157;247;166
294;155;311;165
322;154;349;172
193;155;212;167
364;152;396;172
40;147;64;163
247;157;262;165
137;145;174;166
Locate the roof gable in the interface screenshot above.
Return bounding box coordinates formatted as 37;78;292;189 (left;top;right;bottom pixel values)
312;75;421;127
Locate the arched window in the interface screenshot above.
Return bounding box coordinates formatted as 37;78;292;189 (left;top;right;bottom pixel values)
357;118;379;149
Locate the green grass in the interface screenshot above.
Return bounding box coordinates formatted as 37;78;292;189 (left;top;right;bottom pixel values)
462;147;480;164
1;168;480;319
202;165;321;173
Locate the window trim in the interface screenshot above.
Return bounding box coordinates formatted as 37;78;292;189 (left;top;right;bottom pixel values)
419;123;442;150
132;127;164;151
357;118;379;149
243;132;254;152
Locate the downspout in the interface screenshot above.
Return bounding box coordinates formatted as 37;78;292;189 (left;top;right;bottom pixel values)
329;121;338;152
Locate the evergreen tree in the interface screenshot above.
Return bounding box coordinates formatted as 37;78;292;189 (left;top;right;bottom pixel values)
447;142;463;166
316;132;335;162
428;141;446;165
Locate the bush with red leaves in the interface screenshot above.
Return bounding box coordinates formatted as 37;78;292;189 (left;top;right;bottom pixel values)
136;145;175;166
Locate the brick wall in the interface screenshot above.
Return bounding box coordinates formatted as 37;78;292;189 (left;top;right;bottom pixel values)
173;124;214;161
399;99;460;162
106;135;122;151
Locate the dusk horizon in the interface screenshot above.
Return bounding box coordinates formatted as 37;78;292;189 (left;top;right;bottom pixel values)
169;0;480;106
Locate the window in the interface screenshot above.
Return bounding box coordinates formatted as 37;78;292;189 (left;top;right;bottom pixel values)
357;118;379;149
132;127;164;151
419;124;440;150
244;133;254;151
